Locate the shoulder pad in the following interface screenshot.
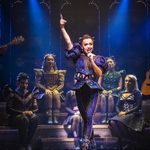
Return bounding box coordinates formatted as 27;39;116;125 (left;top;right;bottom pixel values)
33;68;43;76
58;70;67;74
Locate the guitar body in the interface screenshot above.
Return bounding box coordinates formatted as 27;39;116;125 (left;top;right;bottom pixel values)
141;70;150;95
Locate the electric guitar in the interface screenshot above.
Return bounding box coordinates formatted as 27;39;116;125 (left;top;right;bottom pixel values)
0;35;24;54
141;69;150;95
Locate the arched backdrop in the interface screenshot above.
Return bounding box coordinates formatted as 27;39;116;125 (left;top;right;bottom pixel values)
0;0;150;92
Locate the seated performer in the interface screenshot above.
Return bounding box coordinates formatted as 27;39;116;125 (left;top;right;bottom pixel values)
6;72;39;150
108;74;144;149
99;57;124;123
34;53;66;124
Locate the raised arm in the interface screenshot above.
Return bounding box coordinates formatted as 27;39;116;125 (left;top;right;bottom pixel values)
60;14;73;50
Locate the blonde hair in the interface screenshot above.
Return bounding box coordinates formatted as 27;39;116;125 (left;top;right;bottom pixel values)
125;74;139;91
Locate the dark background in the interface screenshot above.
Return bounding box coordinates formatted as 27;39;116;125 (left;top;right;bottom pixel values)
0;0;150;93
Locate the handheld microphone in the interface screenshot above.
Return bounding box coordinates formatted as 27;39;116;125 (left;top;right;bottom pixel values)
87;53;92;58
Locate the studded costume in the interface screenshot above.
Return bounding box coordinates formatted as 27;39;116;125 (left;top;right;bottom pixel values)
34;54;66;124
65;43;108;143
6;87;39;148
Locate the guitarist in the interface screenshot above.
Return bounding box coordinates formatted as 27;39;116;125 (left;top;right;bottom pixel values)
141;69;150;127
5;72;39;150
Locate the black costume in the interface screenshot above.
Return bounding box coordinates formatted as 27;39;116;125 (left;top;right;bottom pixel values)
109;90;144;143
6;88;39;147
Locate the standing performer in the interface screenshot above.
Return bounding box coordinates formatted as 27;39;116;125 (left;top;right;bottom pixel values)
60;15;108;149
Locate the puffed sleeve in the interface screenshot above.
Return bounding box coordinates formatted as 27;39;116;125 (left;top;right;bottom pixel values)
65;43;82;61
33;68;45;91
94;55;108;73
32;99;38;113
56;70;66;91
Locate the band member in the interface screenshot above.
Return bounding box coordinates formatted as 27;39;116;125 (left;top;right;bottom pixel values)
109;74;144;149
99;57;123;123
34;53;66;124
60;15;108;149
6;72;39;150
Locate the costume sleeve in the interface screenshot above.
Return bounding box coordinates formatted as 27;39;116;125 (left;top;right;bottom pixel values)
5;88;19;115
65;43;82;61
6;96;23;116
94;56;108;73
6;98;14;115
33;68;46;91
32;99;38;113
56;70;66;91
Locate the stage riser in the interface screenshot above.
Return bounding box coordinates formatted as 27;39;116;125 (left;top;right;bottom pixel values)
38;113;67;125
94;128;111;137
34;125;68;138
0;102;9;126
1;125;150;149
33;125;110;141
37;138;75;150
32;125;114;149
35;137;119;150
0;128;19;150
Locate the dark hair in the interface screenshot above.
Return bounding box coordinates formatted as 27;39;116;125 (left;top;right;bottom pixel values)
42;53;57;71
78;34;95;45
43;53;56;61
106;56;116;64
16;72;29;82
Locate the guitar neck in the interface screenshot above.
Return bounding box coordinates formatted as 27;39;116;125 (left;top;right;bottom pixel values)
0;36;24;54
141;70;150;95
6;41;14;47
0;42;13;49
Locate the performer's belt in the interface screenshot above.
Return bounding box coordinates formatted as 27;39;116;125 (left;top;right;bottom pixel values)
75;73;94;80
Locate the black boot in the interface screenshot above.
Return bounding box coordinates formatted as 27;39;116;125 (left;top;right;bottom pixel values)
81;138;90;150
90;139;97;150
